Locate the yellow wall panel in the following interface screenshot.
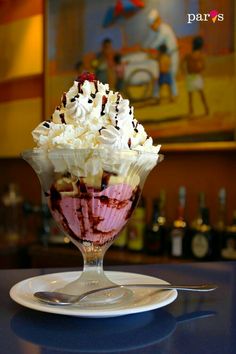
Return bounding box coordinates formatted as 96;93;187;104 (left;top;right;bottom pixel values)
46;73;75;116
0;98;42;157
0;15;43;81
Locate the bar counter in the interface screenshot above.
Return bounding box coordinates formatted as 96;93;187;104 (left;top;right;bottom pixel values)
0;262;235;353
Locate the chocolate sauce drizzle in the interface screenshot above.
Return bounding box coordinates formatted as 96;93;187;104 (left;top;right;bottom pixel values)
59;113;66;124
115;119;120;130
125;186;141;220
62;93;67;107
134;121;139;133
94;81;98;94
76;178;88;193
116;94;121;104
50;185;61;211
113;94;121;129
98;126;106;134
78;82;83;94
95;195;129;209
101;95;107;116
43;122;50;128
49;185;78;240
101;170;117;190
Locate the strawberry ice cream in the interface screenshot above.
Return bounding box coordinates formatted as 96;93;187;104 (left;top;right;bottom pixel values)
48;175;140;245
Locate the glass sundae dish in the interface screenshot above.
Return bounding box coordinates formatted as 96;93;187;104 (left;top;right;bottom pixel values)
23;72;162;306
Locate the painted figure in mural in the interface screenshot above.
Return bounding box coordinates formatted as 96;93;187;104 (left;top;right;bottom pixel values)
114;53;126;92
94;38;116;88
155;43;173;102
185;36;209;116
146;9;179;99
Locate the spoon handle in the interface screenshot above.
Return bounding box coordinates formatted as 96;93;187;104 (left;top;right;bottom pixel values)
76;283;217;302
92;283;217;293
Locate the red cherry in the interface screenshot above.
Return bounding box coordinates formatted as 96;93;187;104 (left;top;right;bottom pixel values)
76;71;96;84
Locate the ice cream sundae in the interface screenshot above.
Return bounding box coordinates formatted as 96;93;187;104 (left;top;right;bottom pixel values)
23;72;162;301
30;72;161;247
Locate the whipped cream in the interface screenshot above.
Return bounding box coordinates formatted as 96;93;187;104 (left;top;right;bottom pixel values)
32;73;161;154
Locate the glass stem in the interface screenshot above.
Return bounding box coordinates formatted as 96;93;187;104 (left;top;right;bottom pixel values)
83;245;105;275
78;243;114;288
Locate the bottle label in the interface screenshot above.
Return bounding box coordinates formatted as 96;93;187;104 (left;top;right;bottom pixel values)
171;229;184;257
221;236;236;259
226;237;236;250
192;233;209;258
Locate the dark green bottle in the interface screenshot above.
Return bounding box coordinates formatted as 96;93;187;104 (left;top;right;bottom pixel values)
191;192;206;229
191;208;215;260
146;191;167;255
215;188;226;259
221;210;236;260
170;187;188;258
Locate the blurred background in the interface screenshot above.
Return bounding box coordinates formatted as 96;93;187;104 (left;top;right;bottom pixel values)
0;0;235;268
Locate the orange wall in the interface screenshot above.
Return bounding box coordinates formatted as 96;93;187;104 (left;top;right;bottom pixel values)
0;0;43;157
0;0;43;82
0;0;43;24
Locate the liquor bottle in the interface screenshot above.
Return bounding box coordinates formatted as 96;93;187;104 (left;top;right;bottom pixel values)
191;192;206;229
170;187;188;258
191;207;215;260
1;183;24;245
215;188;226;232
221;210;236;260
127;197;146;252
146;190;167;255
215;188;226;258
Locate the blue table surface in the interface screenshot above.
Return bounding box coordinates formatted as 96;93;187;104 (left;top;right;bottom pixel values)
0;262;235;354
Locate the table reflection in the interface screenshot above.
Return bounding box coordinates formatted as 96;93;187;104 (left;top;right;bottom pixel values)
11;307;215;354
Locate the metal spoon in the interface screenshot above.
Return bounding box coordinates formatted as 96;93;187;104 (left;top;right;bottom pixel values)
34;283;217;306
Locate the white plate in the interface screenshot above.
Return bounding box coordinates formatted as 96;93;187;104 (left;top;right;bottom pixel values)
10;271;177;318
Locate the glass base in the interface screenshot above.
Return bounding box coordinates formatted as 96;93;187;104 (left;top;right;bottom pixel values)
56;268;133;306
